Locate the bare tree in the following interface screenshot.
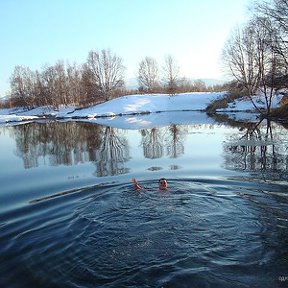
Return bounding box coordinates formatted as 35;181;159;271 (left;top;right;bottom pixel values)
54;61;68;106
177;77;193;93
41;64;59;108
223;17;280;114
86;49;125;101
255;0;288;70
80;63;100;105
66;62;82;105
138;56;159;93
223;25;259;104
34;70;49;107
10;66;36;109
162;55;179;95
192;79;207;92
253;17;279;114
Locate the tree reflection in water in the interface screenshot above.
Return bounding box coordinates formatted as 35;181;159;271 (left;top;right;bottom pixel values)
12;122;102;168
166;124;185;158
94;126;130;177
10;121;188;176
11;122;130;177
9;119;287;180
224;119;288;180
141;128;164;159
140;125;186;159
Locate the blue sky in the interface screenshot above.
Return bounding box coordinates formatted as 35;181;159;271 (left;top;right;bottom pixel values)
0;0;252;95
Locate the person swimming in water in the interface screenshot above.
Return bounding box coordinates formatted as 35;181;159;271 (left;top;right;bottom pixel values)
132;178;168;191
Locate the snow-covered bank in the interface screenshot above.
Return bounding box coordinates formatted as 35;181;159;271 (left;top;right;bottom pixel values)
68;92;224;118
0;92;283;128
0;92;224;123
220;93;284;112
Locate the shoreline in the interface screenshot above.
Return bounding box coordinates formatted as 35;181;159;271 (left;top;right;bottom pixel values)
0;92;285;127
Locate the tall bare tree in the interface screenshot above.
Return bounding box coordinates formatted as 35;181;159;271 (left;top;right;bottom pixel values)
255;0;288;71
86;49;125;101
138;56;159;93
80;63;100;105
253;17;279;113
162;55;179;95
66;62;82;105
10;66;36;109
223;25;259;103
41;64;59;108
223;17;279;114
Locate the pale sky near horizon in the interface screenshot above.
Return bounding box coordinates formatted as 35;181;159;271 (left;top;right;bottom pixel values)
0;0;252;96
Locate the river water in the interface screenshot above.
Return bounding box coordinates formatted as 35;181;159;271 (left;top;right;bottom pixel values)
0;113;288;287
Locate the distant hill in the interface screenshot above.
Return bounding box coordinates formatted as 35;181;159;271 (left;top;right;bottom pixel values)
199;79;226;86
126;78;139;89
0;94;11;101
125;78;226;89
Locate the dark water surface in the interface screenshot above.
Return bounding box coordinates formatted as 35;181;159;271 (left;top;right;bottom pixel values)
0;115;288;287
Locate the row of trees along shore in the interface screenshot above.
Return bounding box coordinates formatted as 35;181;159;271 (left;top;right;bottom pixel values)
3;0;288;116
5;51;224;110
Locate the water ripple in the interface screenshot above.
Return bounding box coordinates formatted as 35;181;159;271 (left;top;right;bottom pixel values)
1;178;288;287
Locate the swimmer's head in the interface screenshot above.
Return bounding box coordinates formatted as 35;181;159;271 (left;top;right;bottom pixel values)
158;178;168;190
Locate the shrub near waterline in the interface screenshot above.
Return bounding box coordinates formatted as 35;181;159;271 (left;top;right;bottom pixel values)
270;95;288;119
205;92;243;112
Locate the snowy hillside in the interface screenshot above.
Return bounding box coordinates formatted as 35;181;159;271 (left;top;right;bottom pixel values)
0;92;283;128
